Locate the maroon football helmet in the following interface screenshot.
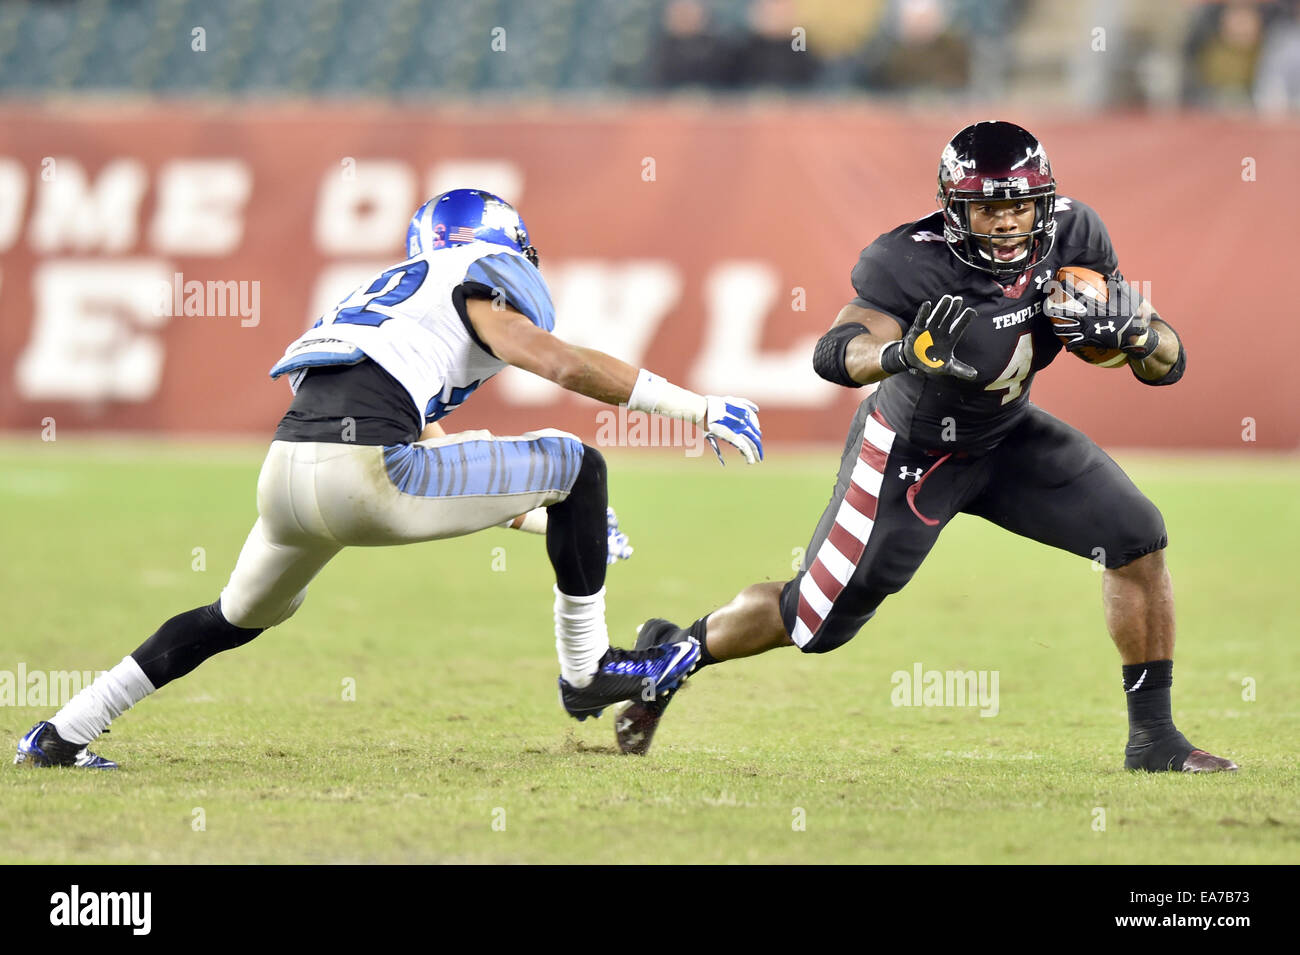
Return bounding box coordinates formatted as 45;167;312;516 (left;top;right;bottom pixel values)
937;121;1057;279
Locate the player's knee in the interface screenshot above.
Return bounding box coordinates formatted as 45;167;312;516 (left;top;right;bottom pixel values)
569;444;607;496
779;577;874;654
1102;500;1167;570
219;586;306;630
799;611;874;654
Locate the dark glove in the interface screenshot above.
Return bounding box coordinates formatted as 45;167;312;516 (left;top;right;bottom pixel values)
1054;275;1160;359
881;295;978;381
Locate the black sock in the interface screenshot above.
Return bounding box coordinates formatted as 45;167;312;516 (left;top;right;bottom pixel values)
688;617;717;672
546;446;608;597
1122;659;1193;770
131;601;263;689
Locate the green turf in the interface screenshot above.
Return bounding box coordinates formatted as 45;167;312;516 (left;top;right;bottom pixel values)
0;438;1296;864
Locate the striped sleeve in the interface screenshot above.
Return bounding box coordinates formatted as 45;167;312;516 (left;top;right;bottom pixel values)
464;252;556;332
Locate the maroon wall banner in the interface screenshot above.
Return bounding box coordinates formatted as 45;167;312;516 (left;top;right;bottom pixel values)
0;103;1295;448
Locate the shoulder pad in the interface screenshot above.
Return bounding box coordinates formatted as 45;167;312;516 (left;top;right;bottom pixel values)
465;252;555;332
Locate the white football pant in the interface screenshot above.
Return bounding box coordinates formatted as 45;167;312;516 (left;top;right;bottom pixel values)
218;429;585;629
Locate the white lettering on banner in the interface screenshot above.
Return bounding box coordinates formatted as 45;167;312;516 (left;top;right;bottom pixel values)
425;162;524;206
690;261;835;406
27;158;147;253
308;262;394;327
15;259;172;401
148;160;251;255
312;159;526;270
314;160;415;255
0;157;27;253
497;261;681;405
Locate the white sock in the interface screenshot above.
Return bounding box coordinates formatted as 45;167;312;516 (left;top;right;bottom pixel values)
554;586;610;687
51;655;156;745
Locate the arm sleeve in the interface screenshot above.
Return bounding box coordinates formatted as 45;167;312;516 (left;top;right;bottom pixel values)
464;252;556;332
849;242;912;332
1131;317;1186;387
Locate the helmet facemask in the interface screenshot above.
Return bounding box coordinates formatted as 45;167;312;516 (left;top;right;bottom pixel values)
940;184;1056;280
515;231;540;267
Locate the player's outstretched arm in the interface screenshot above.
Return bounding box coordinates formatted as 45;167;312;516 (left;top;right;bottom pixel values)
465;297;763;463
466;296;639;402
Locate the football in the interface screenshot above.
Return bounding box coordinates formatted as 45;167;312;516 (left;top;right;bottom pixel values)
1043;266;1128;367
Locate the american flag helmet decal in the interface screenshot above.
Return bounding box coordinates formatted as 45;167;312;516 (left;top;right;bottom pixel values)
406;189;539;267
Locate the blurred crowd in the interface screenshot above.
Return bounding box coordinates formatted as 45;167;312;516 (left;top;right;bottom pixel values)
1185;0;1300;111
651;0;1300;113
1;0;1297;112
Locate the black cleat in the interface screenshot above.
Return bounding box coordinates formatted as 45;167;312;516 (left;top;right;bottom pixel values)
558;636;699;721
1179;749;1239;773
1124;730;1237;773
614;619;689;755
14;721;117;770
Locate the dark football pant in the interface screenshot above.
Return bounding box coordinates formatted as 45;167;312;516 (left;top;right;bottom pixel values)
779;394;1167;653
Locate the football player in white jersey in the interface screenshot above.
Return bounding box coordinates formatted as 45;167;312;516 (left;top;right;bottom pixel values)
16;189;763;769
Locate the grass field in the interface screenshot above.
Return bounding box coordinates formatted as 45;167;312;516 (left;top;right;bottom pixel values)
1;437;1296;864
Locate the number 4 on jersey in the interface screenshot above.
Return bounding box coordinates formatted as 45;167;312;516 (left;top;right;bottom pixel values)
985;332;1032;405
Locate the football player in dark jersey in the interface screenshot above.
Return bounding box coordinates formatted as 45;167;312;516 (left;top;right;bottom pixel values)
615;121;1235;773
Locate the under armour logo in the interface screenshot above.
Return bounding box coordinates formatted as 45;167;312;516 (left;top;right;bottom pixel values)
898;466;923;481
1093;320;1116;334
1033;271;1052;289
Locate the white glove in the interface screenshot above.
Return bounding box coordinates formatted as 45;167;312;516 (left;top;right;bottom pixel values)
704;396;763;465
606;506;633;564
503;506;633;566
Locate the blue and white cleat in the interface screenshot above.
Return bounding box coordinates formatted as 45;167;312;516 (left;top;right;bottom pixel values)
14;721;118;770
558;638;699;721
614;619;691;755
